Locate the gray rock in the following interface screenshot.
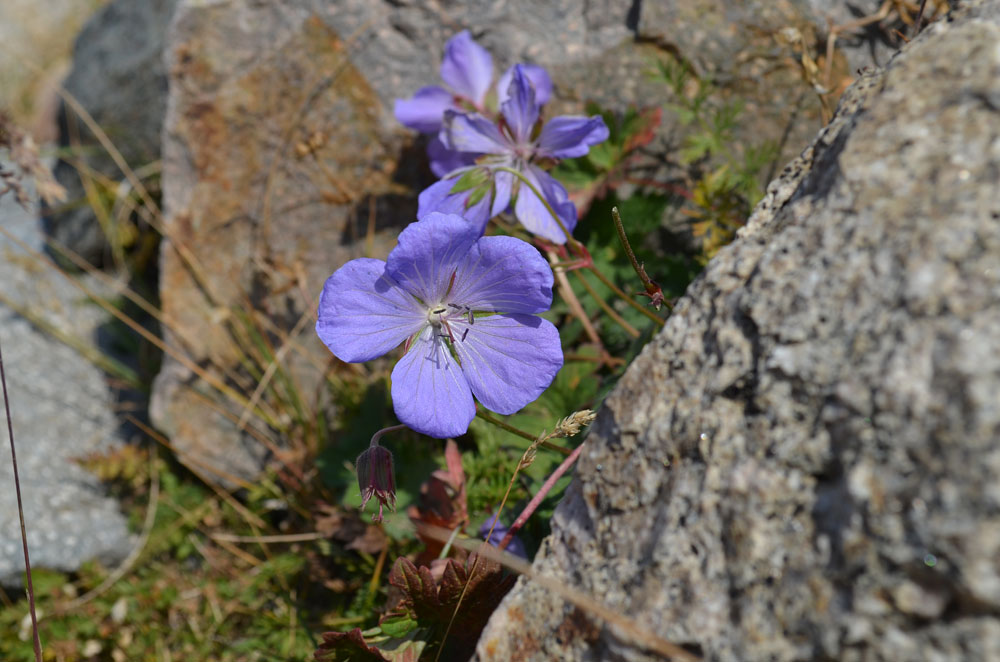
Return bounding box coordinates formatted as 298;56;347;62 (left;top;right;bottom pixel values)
42;0;177;266
476;1;1000;660
0;169;131;586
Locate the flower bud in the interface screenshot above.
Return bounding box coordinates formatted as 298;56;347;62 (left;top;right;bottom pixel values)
356;445;396;522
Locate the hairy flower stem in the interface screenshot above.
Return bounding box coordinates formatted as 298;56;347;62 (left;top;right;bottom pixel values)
475;409;572;455
494;166;665;328
498;441;584;551
0;335;43;662
370;424;408;448
612;206;670;312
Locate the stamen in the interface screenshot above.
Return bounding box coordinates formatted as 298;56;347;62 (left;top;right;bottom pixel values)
468;309;474;325
433;308;447;314
448;303;463;310
444;269;457;298
461;328;469;342
441;318;456;344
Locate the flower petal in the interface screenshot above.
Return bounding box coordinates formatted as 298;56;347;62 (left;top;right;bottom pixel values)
417;179;492;235
427;135;477;178
449;235;553;313
386;213;482;304
535;115;610;159
452;314;562;415
499;65;539;145
440;30;493;107
440;110;509;155
391;332;475;438
394;86;456;133
513;166;577;243
490;169;513;217
316;258;426;363
498;64;553;107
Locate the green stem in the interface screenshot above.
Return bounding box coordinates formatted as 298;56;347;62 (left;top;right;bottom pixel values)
494;166;581;250
475;409;572;455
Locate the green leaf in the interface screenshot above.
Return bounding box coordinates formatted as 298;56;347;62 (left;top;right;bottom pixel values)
466;182;489;207
379;614;419;638
449;168;489;194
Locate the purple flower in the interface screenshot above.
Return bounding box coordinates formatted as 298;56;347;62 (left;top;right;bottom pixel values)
394;31;493;133
425;65;609;243
356;444;395;522
316;213;563;439
394;31;556;177
480;513;528;560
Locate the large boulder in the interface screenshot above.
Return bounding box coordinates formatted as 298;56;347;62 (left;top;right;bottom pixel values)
152;0;875;483
476;0;1000;659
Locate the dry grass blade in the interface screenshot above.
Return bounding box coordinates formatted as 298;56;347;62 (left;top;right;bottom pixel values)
417;523;700;662
0;224;281;430
235;297;318;432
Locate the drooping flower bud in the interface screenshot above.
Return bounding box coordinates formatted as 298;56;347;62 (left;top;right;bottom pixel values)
356;444;396;522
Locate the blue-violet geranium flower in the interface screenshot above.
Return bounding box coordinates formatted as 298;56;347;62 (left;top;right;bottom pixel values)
418;64;608;243
394;31;554;177
316;213;563;438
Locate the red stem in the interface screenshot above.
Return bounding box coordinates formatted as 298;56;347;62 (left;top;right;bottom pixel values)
498;442;584;550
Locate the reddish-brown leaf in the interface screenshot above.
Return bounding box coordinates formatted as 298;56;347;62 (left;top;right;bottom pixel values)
314;628;390;662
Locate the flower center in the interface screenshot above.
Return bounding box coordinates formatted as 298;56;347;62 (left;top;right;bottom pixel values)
425;302;474;344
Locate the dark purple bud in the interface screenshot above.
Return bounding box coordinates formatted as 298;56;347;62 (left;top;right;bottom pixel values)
356;445;396;522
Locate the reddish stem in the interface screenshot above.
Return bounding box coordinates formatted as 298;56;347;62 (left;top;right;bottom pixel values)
498;442;584;551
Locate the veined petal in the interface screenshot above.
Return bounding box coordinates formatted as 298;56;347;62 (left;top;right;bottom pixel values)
316;258;426;363
417;179;492;235
391;332;475;438
513;166;578;243
490;169;513;217
499;65;539;145
535;115;610;159
440;30;493;108
498;64;552;107
427;136;477;178
452;314;562;415
394;86;456;133
449;235;553;313
386;213;482;303
440;111;509;155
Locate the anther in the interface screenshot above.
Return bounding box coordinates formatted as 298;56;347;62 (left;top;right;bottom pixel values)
461;328;469;342
432;308;446;314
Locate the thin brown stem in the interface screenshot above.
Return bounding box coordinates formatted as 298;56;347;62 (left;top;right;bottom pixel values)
612;206;670;311
547;251;605;352
0;335;43;662
912;0;929;38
